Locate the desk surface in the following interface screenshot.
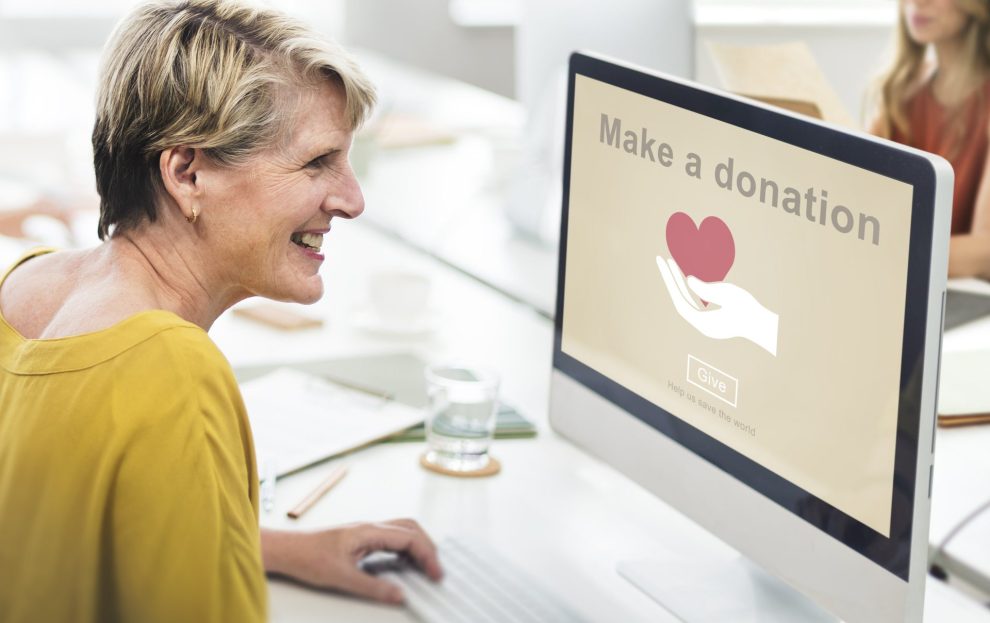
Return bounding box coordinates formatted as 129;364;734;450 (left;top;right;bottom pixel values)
206;221;990;622
931;422;990;594
931;286;990;598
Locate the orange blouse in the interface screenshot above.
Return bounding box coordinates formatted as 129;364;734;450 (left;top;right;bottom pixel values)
890;80;990;234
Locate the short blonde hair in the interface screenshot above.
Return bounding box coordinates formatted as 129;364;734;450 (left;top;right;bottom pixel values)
93;0;376;239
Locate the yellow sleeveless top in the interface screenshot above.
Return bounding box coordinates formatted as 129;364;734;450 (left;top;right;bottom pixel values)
0;248;266;622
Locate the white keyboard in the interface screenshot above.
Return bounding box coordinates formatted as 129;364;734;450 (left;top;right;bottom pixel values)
361;536;587;623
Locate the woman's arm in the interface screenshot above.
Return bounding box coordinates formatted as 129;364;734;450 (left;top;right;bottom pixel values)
948;233;990;278
260;519;443;604
948;119;990;279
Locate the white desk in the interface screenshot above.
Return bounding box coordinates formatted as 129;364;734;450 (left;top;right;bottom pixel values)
930;421;990;595
931;284;990;598
206;221;990;622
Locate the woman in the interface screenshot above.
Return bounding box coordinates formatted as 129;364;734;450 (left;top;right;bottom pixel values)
0;2;441;621
873;0;990;277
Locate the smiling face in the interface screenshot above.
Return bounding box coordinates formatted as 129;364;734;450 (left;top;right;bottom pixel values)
903;0;971;46
197;80;364;305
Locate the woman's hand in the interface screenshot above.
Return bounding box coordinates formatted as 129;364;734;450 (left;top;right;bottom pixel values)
260;519;443;604
948;233;990;279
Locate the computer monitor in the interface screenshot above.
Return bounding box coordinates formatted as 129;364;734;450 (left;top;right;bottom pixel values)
550;52;951;623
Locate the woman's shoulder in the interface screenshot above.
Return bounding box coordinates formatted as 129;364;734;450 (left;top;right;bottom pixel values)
0;248;107;338
1;246;82;285
122;318;239;392
1;247;72;310
107;319;248;443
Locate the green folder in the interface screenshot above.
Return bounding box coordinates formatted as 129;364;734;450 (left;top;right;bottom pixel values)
383;402;537;443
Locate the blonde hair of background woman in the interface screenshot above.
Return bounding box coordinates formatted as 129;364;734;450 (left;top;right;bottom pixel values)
873;0;990;143
92;0;377;240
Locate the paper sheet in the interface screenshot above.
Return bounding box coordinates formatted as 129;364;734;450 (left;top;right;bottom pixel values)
705;40;855;128
938;350;990;416
241;367;424;477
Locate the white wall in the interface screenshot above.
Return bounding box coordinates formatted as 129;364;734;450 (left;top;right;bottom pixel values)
509;0;695;243
343;0;515;98
516;0;694;113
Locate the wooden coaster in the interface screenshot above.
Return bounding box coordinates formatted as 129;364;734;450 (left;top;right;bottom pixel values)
419;453;501;478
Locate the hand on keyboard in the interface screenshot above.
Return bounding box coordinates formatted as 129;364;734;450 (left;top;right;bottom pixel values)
263;518;443;605
363;536;588;623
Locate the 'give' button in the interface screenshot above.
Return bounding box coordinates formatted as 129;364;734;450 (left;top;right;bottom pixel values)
686;355;738;407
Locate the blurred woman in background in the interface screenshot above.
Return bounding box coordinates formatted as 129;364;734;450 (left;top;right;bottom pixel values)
873;0;990;277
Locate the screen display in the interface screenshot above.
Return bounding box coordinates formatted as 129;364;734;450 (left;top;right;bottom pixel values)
560;75;914;538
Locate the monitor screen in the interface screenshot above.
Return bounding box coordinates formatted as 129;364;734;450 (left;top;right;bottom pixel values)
554;56;941;582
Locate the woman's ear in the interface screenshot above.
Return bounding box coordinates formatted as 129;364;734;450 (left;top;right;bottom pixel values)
159;147;202;222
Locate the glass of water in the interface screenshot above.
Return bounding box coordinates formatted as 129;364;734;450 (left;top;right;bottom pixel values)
423;364;500;473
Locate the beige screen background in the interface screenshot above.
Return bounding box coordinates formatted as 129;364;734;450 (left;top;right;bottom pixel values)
562;75;914;536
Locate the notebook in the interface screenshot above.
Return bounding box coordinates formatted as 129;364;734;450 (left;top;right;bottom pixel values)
240;367;424;477
937;349;990;427
235;352;537;475
944;289;990;331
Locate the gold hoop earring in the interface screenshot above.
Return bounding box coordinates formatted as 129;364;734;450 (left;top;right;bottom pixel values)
186;207;198;224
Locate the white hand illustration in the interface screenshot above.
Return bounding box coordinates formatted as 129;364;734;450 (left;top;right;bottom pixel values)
656;256;778;357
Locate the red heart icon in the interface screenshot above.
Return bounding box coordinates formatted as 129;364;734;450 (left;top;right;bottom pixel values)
665;212;735;298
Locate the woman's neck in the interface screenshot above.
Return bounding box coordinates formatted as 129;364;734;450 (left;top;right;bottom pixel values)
105;226;248;332
932;37;982;106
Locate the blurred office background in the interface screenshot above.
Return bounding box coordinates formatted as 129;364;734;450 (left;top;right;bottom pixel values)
0;0;897;310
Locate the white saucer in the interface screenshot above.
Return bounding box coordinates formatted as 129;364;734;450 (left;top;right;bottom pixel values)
351;306;440;336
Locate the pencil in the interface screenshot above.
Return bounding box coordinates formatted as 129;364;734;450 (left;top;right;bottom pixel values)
287;465;348;519
938;412;990;428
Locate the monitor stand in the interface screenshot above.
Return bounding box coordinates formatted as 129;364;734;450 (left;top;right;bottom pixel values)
618;552;839;622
